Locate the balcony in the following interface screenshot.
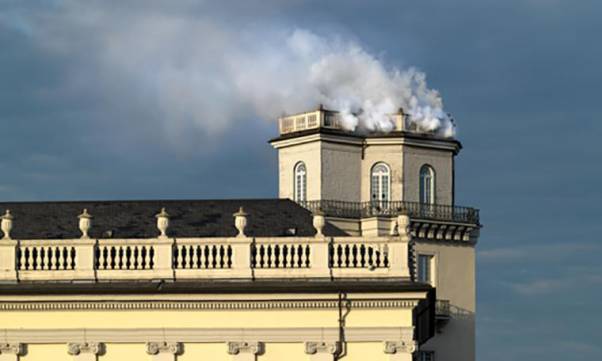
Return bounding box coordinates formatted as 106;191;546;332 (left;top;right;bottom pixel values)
297;200;480;225
277;108;407;136
0;236;411;283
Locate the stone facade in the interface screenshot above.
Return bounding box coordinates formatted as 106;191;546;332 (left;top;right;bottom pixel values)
0;109;479;361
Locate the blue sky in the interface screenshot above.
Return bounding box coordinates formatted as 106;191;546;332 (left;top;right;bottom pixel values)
1;1;601;359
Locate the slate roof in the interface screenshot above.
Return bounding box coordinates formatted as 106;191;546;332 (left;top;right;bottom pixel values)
0;199;348;240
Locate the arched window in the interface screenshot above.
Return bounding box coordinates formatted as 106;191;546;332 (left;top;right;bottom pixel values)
371;162;390;206
294;162;307;202
420;165;435;204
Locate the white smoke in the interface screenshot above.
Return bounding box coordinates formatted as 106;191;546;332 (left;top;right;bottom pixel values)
229;29;456;137
9;4;456;142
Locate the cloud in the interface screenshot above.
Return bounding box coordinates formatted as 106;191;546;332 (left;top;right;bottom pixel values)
478;242;602;264
0;0;454;151
505;273;602;296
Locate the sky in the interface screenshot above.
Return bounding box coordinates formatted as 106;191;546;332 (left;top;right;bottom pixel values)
1;1;601;360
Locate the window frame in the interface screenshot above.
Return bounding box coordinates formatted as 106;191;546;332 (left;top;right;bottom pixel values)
370;162;391;206
293;161;307;202
417;253;436;286
419;164;436;205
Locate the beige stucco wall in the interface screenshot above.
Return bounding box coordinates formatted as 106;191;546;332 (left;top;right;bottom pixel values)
1;293;419;361
414;241;476;361
277;141;322;200
320;142;362;202
361;144;403;202
273;134;456;205
402;146;454;205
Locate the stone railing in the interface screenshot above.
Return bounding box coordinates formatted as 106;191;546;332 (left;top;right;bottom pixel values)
298;200;480;225
0;235;411;282
0;207;413;282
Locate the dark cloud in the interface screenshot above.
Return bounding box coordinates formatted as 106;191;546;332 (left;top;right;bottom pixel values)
1;1;601;359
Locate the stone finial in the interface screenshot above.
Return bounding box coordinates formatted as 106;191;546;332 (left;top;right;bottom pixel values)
78;209;93;239
0;343;25;355
227;341;264;355
1;209;13;240
145;342;182;355
305;342;341;355
233;207;248;238
67;342;104;356
396;213;411;240
312;210;325;238
155;208;170;238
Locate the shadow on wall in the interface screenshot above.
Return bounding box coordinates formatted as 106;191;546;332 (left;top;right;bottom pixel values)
428;304;475;360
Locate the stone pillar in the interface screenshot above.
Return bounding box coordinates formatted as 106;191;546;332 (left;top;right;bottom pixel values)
146;342;182;361
0;343;24;361
0;239;17;282
230;237;253;278
0;210;17;282
387;214;411;278
383;340;416;361
67;342;104;361
227;341;264;361
305;342;340;361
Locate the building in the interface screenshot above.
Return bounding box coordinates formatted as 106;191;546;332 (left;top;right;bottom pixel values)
0;107;480;361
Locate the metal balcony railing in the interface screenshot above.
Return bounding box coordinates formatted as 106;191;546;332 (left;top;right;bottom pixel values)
435;299;451;318
297;200;480;225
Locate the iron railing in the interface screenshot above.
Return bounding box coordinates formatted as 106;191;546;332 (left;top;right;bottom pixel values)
297;200;480;225
435;299;451;318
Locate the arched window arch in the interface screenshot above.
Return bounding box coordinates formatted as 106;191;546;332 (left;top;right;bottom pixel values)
294;162;307;202
371;162;391;205
420;165;435;204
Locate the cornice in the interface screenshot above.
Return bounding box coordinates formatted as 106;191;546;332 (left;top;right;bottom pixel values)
0;327;414;344
0;298;420;312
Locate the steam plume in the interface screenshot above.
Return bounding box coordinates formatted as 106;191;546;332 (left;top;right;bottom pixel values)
7;5;456;142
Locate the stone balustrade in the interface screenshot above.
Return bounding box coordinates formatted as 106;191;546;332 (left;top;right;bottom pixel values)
0;235;411;282
0;206;413;282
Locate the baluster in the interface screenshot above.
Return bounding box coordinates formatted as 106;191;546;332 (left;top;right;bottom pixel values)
304;244;311;268
53;247;60;270
136;246;143;270
174;245;181;269
68;247;75;270
19;247;26;270
210;245;217;269
282;245;289;268
375;244;383;268
351;244;358;268
359;244;366;268
181;246;189;269
226;245;232;268
192;245;200;269
42;247;50;270
218;245;225;268
267;245;273;268
146;247;153;269
259;245;265;268
273;245;280;268
196;245;203;269
34;247;42;270
202;245;209;268
296;245;303;268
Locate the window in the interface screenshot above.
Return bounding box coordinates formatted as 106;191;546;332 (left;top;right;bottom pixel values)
417;351;435;361
294;162;307;202
417;255;433;284
419;165;435;204
371;162;390;206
